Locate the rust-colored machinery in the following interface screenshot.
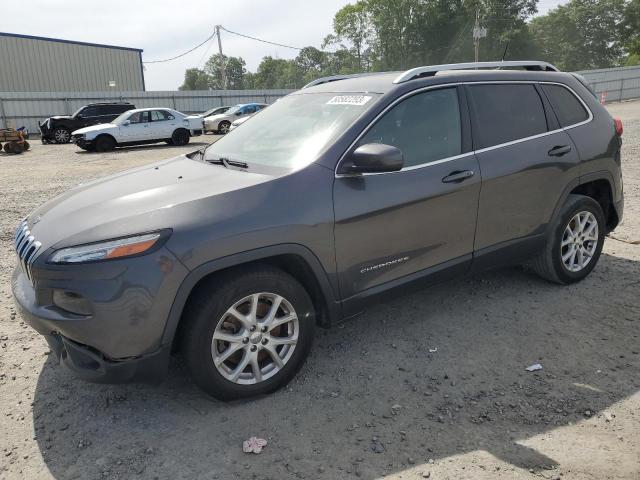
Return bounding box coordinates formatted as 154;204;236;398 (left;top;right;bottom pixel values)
0;128;30;154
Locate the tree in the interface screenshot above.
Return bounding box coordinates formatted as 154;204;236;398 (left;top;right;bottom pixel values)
529;0;626;71
621;0;640;65
332;2;372;69
178;68;211;91
204;54;248;89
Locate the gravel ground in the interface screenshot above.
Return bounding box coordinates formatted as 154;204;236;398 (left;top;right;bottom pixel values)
0;107;639;480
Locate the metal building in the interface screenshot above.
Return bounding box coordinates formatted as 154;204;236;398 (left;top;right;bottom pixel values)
0;32;145;92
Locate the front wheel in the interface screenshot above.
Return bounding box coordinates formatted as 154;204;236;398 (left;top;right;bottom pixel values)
180;266;315;400
218;121;231;134
94;135;116;152
531;194;605;284
52;127;71;144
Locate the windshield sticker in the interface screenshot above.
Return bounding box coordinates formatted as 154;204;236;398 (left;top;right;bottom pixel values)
326;95;372;106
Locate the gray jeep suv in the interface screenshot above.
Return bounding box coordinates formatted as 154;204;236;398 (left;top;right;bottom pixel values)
12;61;624;400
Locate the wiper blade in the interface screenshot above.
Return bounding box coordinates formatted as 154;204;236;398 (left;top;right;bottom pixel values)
206;157;248;169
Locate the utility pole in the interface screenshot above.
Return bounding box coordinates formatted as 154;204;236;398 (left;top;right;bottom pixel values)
473;7;487;63
215;25;227;90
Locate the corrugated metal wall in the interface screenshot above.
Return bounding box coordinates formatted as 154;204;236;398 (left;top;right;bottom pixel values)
0;34;144;92
3;65;640;132
577;65;640;103
0;90;294;131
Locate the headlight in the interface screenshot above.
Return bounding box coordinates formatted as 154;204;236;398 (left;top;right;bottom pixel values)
49;232;164;264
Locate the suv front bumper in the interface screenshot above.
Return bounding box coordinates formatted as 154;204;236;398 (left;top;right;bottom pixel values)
38;120;55;141
11;245;189;383
43;332;170;383
72;134;93;149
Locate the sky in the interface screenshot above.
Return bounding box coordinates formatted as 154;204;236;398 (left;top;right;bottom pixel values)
7;0;568;91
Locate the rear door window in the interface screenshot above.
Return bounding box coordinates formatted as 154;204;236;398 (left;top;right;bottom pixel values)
468;84;548;149
129;111;150;124
541;84;590;127
359;87;462;168
80;107;98;117
150;110;167;121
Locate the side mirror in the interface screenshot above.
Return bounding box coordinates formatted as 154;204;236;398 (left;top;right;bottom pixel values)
342;143;404;174
235;111;243;116
122;120;131;126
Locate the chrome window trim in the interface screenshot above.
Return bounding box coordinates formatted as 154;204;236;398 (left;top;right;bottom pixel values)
334;80;593;178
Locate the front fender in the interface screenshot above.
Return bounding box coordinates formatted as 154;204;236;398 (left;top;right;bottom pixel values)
160;243;341;347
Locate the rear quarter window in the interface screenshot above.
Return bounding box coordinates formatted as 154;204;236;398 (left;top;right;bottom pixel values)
541;84;590;127
468;84;548;149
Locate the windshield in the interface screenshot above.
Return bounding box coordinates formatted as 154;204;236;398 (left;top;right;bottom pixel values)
71;107;84;118
225;105;241;115
204;93;380;169
112;111;133;124
204;106;229;117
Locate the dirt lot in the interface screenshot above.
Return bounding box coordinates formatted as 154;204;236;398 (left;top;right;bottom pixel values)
0;107;639;480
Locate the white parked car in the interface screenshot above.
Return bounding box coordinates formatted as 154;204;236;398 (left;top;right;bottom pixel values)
203;103;267;134
71;108;204;152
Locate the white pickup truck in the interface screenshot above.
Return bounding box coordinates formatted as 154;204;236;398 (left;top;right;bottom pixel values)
71;108;204;152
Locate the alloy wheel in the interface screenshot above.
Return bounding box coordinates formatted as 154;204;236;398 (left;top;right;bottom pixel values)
561;211;599;272
211;292;299;385
54;129;70;143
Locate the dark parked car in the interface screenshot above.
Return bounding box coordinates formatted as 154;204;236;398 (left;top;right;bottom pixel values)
13;61;624;400
39;102;135;144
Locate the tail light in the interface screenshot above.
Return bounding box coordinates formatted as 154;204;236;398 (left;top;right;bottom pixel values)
614;118;623;136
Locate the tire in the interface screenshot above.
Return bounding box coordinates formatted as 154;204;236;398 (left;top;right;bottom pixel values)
52;127;71;144
218;121;231;134
171;129;190;146
94;135;116;152
180;266;316;400
531;194;605;284
22;141;30;151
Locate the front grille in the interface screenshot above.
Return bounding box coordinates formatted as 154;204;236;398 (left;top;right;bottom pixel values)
14;219;42;282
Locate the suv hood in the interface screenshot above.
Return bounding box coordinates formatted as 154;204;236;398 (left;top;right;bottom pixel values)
73;123;118;135
26;155;274;250
49;115;72;121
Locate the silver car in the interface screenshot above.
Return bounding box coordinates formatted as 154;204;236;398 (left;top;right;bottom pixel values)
204;103;267;134
197;106;231;119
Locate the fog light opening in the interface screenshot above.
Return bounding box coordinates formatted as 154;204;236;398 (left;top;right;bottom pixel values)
52;290;93;316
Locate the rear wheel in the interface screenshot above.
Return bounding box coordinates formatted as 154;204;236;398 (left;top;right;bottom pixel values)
171;129;190;146
94;135;116;152
531;194;605;284
52;127;71;144
180;266;315;400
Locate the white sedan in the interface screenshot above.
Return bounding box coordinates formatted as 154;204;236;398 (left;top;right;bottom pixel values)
71;108;204;152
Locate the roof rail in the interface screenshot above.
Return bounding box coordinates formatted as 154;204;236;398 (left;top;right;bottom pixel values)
393;61;559;84
302;72;379;89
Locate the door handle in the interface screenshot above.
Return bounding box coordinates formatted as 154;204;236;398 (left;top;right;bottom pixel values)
548;145;571;157
442;170;474;183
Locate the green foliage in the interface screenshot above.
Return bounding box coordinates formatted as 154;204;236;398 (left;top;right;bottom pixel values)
178;68;210;91
622;0;640;64
204;54;247;89
529;0;626;70
180;0;639;90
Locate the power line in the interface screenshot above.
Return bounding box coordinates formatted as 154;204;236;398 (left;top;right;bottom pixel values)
143;30;217;64
220;26;305;51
